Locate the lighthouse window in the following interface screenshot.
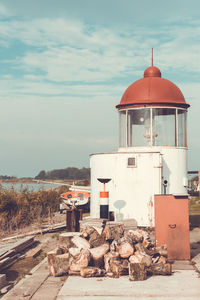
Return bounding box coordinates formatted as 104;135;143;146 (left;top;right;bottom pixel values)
119;111;126;147
128;109;150;147
118;107;187;148
152;108;176;146
178;109;187;147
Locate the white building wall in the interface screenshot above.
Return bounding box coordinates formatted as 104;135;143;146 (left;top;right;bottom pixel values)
90;147;187;226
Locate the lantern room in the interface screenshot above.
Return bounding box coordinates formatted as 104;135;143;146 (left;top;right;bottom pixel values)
117;66;189;149
90;62;190;228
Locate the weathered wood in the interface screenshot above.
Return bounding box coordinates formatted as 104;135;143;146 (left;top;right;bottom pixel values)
134;242;149;255
47;221;172;280
70;249;91;272
59;232;91;254
110;236;132;250
0;284;11;295
69;247;81;257
110;259;129;278
102;222;124;240
147;262;172;275
71;236;90;250
48;252;70;277
89;243;109;260
2;236;35;254
59;232;82;250
129;251;152;267
80;266;105;277
138;229;150;241
129;263;147;281
1;257;49;300
82;226;98;238
79;218;106;233
66;208;82;232
2;223;66;241
89;243;109;268
68;270;80;276
158;255;167;264
124;230;143;244
47;250;56;261
82;226;105;247
140;230;153;249
104;251;120;273
0;250;15;260
0;254;20;271
0;274;7;289
110;240;118;252
25;245;42;258
118;241;134;258
152;254;160;264
155;246;168;257
56;247;65;255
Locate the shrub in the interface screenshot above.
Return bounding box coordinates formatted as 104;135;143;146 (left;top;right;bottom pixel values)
0;185;69;232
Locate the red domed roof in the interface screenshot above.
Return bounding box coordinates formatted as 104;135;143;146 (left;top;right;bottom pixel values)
117;66;189;109
144;66;161;78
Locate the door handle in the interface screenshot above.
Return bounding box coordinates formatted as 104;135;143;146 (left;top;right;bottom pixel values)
169;224;176;229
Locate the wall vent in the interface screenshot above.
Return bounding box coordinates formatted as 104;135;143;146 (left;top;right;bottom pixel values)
127;157;136;167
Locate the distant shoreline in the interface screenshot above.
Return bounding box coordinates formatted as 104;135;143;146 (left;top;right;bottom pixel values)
0;179;87;184
0;179;34;184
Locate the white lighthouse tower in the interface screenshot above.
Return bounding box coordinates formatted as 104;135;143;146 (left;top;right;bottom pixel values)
90;61;190;227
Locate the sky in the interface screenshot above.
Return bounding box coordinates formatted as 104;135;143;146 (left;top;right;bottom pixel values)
0;0;199;177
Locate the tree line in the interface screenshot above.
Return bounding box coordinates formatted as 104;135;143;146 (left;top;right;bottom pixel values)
0;175;17;180
35;167;90;180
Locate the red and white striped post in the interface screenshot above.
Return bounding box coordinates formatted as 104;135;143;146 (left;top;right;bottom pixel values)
97;178;111;219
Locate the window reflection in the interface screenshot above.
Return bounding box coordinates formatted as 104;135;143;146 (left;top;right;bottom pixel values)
152;108;176;146
178;110;186;147
119;107;187;148
119;111;126;147
128;109;150;146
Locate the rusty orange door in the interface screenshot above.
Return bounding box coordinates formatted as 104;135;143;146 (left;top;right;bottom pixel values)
154;195;190;260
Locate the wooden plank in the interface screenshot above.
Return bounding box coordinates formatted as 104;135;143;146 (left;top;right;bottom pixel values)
0;274;7;289
0;236;35;271
0;249;15;260
12;236;35;253
2;223;66;241
2;258;49;300
0;254;20;271
25;245;42;258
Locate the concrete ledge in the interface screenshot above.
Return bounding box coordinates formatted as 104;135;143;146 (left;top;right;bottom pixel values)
57;270;200;300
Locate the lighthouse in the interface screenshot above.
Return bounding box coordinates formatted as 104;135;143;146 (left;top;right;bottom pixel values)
90;58;190;227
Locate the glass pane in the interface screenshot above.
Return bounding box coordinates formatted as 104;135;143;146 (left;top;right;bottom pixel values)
119;111;126;147
128;109;151;146
152;108;176;146
178;109;186;147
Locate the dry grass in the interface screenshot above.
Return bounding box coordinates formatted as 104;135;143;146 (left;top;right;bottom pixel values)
0;185;69;234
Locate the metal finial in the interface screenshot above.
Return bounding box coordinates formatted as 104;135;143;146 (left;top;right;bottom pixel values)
152;48;153;66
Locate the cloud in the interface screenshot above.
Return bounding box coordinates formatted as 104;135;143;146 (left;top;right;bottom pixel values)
0;8;199;176
0;3;11;17
1;15;200;88
0;75;126;98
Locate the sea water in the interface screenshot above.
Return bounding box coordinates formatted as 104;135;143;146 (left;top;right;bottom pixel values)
0;182;59;192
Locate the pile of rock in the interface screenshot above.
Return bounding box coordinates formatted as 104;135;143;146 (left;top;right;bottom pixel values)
47;222;172;281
